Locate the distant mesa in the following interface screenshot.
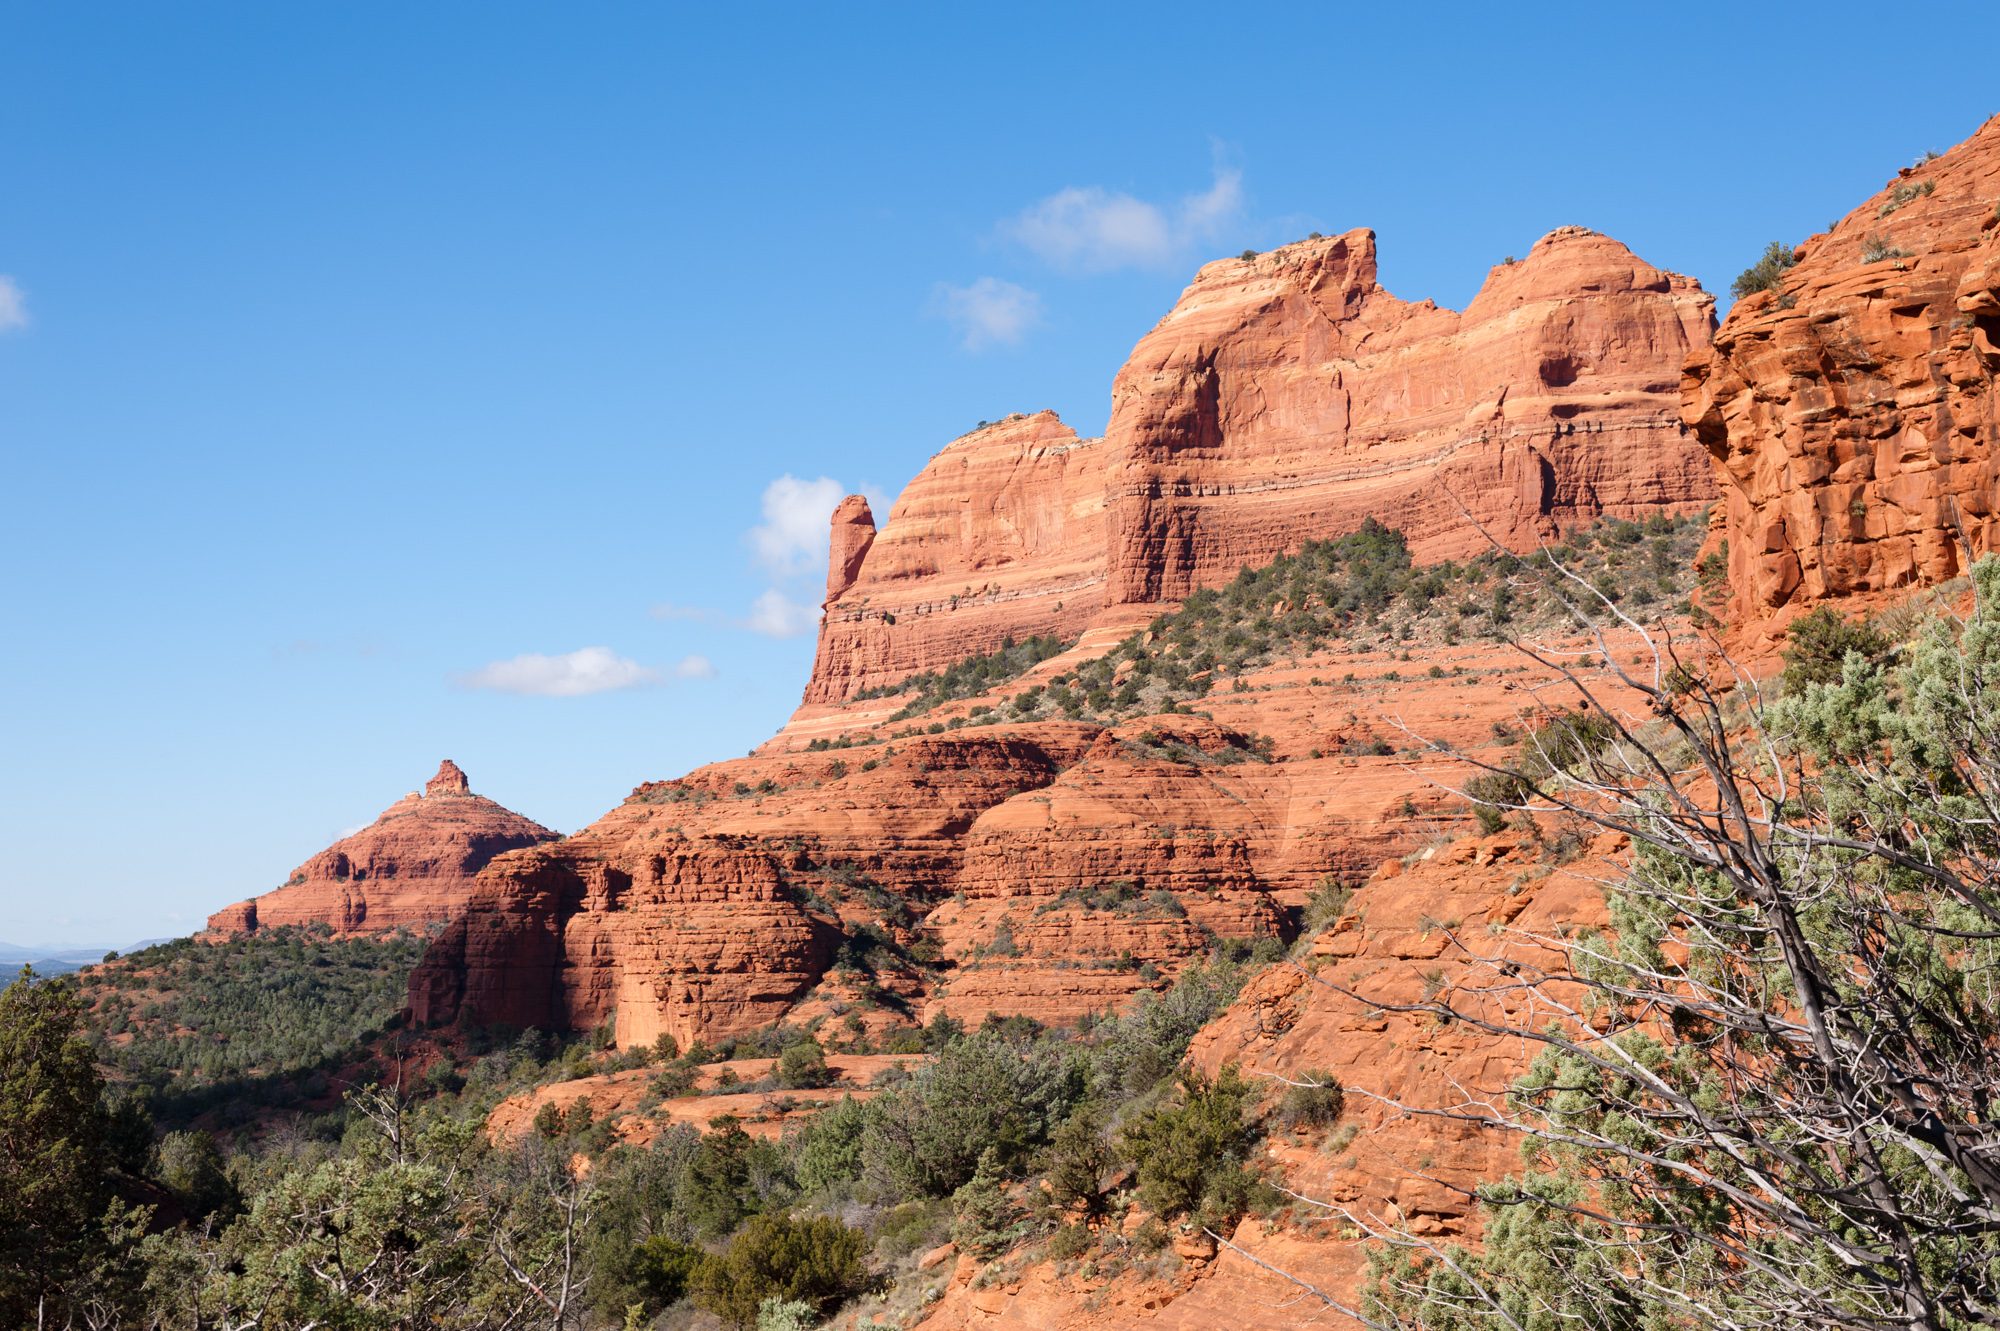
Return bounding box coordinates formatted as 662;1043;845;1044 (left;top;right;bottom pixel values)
202;761;558;938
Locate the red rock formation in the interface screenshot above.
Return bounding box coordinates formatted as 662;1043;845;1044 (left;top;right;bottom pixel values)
1685;114;2000;631
801;230;1714;704
824;494;877;603
409;729;1109;1048
804;411;1111;703
913;829;1623;1329
204;761;558;936
1106;226;1716;604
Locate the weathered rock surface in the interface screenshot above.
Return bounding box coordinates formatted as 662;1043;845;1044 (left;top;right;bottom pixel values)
1686;114;2000;632
913;830;1621;1329
485;1054;923;1146
803;229;1714;704
1105;225;1716;605
805;411;1111;704
204;761;558;936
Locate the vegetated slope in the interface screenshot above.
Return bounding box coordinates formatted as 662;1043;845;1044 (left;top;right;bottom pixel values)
410;509;1703;1063
828;512;1708;740
78;926;429;1125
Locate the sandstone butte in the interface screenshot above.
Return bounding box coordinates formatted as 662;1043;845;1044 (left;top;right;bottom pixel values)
383;118;2000;1330
804;224;1716;705
203;760;558;937
1688;112;2000;638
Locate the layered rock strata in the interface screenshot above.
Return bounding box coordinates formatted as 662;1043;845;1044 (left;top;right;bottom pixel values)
805;411;1111;703
204;761;558;936
1685;114;2000;628
1104;225;1717;604
805;228;1715;703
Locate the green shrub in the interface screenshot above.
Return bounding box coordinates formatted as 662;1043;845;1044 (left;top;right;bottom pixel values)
776;1038;834;1090
950;1147;1019;1257
155;1129;237;1220
789;1095;869;1197
1731;240;1796;298
1275;1072;1345;1132
1042;1105;1113;1213
1781;606;1890;693
1878;177;1934;216
689;1213;870;1328
1861;233;1910;263
1118;1065;1261;1224
1046;1221;1094;1261
629;1235;704;1310
756;1297;818;1331
1301;877;1352;934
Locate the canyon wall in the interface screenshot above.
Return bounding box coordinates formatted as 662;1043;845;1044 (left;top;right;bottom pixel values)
1105;224;1717;604
805;227;1716;703
1686;114;2000;630
804;411;1110;704
204;761;558;936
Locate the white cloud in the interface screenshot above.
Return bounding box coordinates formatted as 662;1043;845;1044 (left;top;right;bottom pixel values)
456;646;662;697
933;277;1042;351
0;276;27;333
649;603;725;624
1003;165;1244;272
672;653;717;679
748;474;848;576
743;588;820;638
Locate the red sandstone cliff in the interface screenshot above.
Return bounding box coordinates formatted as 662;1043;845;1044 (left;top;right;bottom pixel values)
1105;225;1716;604
204;761;558;936
803;228;1714;704
804;411;1111;704
1685;114;2000;631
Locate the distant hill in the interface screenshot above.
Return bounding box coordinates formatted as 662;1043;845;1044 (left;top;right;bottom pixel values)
0;939;177;975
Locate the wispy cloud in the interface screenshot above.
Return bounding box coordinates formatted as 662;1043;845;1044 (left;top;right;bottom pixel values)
933;277;1042;350
672;653;717;679
749;474;848;577
1002;164;1244;272
743;588;819;638
455;646;661;697
648;603;726;625
0;277;28;333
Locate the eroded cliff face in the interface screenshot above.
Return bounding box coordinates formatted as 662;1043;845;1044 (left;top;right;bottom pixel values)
204;761;558;936
804;411;1111;704
1685;114;2000;632
1105;225;1717;604
802;228;1715;704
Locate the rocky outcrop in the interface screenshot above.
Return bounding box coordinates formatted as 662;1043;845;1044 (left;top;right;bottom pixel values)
824;495;877;603
802;230;1714;703
1104;225;1717;604
804;411;1111;703
408;729;1109;1048
204;761;558;936
913;829;1622;1329
411;618;1612;1052
1685;114;2000;630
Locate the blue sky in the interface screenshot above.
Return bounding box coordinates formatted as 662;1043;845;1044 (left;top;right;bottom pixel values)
3;2;1995;944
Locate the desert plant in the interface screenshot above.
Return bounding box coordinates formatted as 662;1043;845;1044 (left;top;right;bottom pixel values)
1730;240;1796;297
